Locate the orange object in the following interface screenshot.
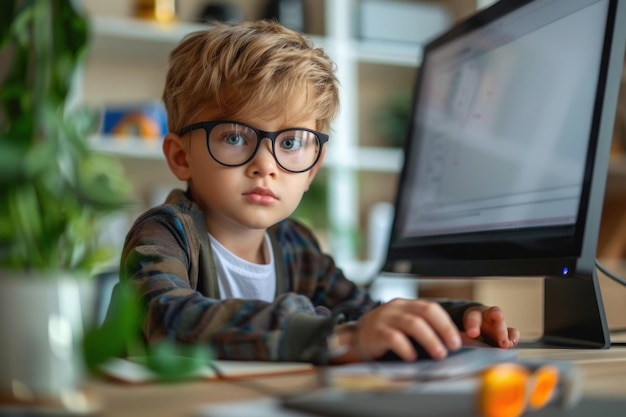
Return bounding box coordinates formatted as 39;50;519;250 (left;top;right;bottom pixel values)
111;113;161;140
478;363;561;417
528;365;559;409
479;363;529;417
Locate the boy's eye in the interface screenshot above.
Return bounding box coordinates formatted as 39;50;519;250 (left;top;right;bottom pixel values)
224;133;247;146
280;136;306;151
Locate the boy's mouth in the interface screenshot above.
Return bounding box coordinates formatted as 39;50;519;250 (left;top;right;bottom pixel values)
243;187;278;204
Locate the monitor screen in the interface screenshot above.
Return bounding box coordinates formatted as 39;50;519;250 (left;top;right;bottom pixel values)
384;0;626;348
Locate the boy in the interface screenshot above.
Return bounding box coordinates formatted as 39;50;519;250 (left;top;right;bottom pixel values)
118;20;519;364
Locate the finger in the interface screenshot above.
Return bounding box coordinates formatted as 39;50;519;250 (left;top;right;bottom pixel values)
463;307;485;338
383;299;460;348
419;302;462;350
481;315;511;348
402;300;463;351
483;307;512;348
362;299;462;358
508;327;520;348
356;304;433;360
397;313;455;359
356;327;417;361
387;332;418;362
404;318;448;360
483;306;506;325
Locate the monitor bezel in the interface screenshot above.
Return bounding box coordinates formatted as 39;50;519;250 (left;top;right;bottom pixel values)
383;0;623;279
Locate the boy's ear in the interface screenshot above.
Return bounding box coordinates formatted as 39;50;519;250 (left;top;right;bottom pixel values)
163;132;191;181
305;146;326;190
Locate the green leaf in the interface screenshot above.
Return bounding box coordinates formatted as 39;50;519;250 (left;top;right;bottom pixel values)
76;153;135;210
8;3;34;49
0;1;16;48
10;185;44;259
23;139;58;180
82;323;127;373
82;282;214;382
49;0;90;101
82;282;143;372
145;341;214;382
0;142;27;183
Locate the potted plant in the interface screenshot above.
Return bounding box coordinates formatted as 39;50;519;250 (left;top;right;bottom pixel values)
0;0;133;409
1;1;216;400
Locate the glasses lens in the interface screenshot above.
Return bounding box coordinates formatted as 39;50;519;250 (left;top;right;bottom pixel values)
274;130;321;172
207;123;258;166
206;123;322;172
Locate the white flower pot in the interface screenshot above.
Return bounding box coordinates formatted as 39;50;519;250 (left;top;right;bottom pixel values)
0;271;96;409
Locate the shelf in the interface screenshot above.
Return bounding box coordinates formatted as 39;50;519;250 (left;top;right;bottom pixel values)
89;16;211;59
356;147;404;172
90;133;403;172
89;15;420;67
92;15;207;43
353;40;422;67
325;146;403;172
90;134;163;160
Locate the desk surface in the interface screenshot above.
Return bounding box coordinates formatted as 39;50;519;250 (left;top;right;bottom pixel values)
87;346;626;417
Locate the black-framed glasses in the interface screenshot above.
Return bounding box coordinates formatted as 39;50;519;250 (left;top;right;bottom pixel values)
178;120;329;173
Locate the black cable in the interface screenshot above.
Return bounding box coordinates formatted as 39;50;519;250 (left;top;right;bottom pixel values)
594;259;626;347
608;327;626;334
595;258;626;286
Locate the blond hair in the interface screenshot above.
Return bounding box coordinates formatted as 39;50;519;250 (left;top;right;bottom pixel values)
163;20;340;134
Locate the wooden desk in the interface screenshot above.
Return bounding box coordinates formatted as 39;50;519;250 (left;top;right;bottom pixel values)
87;372;320;417
87;347;626;417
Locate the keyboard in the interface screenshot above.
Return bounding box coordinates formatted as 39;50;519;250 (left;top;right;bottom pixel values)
324;346;518;382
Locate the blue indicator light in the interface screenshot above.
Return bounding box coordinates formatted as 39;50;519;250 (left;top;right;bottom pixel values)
562;267;569;275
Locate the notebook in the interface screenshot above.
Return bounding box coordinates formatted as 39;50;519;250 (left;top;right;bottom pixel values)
98;356;314;384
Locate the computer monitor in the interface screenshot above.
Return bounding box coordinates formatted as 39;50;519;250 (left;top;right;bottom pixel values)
383;0;626;348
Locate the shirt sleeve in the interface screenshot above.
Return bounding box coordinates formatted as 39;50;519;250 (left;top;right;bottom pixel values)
273;218;381;322
434;299;484;331
274;219;479;326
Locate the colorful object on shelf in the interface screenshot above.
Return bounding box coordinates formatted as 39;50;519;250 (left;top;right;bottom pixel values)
101;103;168;141
134;0;178;23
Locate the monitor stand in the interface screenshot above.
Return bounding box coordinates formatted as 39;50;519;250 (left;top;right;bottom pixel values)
518;270;610;349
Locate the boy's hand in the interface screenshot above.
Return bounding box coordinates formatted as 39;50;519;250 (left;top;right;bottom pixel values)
331;298;463;363
462;305;519;348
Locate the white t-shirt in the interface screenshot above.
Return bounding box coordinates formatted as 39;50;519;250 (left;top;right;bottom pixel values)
209;233;276;302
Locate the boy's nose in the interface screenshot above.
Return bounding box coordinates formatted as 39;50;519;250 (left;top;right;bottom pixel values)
247;138;278;176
